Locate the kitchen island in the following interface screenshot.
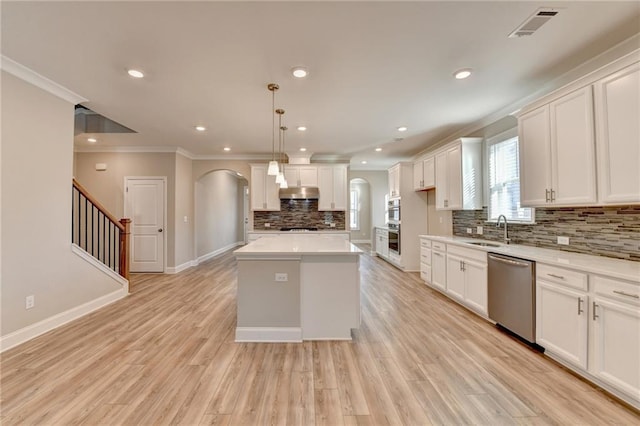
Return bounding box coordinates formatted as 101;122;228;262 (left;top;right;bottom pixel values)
234;235;363;342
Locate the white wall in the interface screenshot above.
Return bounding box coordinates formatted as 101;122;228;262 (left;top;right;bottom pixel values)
1;71;125;341
195;170;246;259
174;153;194;267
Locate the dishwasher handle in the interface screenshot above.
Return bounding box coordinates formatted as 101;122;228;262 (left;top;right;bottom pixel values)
488;254;531;268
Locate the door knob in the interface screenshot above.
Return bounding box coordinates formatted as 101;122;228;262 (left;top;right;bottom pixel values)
158;228;163;232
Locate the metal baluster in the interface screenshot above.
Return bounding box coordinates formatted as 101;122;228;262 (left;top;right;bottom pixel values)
84;195;88;250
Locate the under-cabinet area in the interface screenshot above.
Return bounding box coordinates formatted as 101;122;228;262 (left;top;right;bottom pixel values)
419;235;640;410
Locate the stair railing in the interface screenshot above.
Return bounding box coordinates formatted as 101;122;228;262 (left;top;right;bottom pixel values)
72;179;131;281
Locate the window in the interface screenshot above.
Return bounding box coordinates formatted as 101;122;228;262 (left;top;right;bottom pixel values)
487;131;534;223
349;189;359;230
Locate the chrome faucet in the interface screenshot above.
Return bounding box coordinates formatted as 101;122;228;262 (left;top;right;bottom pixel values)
496;214;511;244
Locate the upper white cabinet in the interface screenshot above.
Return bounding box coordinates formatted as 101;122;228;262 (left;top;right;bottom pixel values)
283;165;318;188
594;62;640;205
250;164;280;211
318;164;348;211
519;86;597;207
413;156;435;191
388;164;400;199
434;138;482;210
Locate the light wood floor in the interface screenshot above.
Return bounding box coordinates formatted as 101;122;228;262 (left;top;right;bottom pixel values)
1;245;639;425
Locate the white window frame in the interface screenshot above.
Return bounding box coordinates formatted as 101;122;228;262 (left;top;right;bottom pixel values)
349;189;360;230
484;128;535;224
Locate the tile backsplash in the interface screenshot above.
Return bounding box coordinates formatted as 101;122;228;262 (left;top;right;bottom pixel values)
452;206;640;262
253;199;346;230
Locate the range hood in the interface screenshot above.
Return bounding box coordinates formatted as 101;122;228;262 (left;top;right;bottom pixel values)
279;187;319;200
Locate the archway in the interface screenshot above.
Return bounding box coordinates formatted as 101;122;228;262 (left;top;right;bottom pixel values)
349;178;372;243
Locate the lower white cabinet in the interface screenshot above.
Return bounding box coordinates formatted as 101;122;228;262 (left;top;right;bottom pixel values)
375;228;389;259
536;280;589;369
446;254;465;301
445;245;487;316
430;246;446;292
419;237;432;283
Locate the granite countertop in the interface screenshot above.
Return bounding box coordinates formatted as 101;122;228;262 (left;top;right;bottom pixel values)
248;230;350;234
235;234;363;256
420;235;640;283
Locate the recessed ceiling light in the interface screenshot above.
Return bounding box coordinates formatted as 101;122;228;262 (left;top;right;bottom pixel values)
299;147;307;152
361;160;367;165
454;68;473;79
223;147;231;152
375;148;382;152
297;126;307;131
195;126;206;132
87;137;97;143
291;66;308;78
397;126;408;132
127;69;144;78
394;137;404;142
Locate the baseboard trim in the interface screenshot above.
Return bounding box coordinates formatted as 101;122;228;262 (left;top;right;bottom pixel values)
71;244;129;288
165;260;197;274
0;288;128;353
197;241;244;265
235;327;302;342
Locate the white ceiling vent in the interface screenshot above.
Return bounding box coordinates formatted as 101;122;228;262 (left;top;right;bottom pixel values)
509;8;561;38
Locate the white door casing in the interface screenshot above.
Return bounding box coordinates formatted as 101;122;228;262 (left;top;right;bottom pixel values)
125;177;166;273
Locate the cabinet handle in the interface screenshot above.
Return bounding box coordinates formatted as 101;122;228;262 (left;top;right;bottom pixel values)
577;297;583;315
550;189;556;202
613;290;640;299
444;200;448;207
547;273;565;280
433;252;442;257
545;189;550;203
462;261;466;271
459;260;463;271
592;302;599;320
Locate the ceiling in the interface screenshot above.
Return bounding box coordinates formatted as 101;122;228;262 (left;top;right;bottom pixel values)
2;1;639;169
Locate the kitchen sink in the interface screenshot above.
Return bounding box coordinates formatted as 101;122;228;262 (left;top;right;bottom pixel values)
468;241;501;248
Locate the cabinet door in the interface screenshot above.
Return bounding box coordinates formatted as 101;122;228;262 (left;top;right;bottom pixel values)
435;152;448;210
591;297;640;399
536;280;588;369
446;146;463;210
376;234;384;255
550;87;597;205
464;259;487;316
431;250;446;291
388;165;400;198
445;254;465;301
332;166;348;210
413;160;424;190
284;167;299;187
381;236;389;258
595;62;640;204
299;166;318;187
423;157;435;188
317;166;334;210
519;106;551;206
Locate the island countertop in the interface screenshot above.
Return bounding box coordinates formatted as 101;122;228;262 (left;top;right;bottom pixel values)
235;234;363;257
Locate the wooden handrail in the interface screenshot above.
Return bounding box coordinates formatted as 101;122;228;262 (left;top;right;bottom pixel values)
72;179;124;232
119;218;131;282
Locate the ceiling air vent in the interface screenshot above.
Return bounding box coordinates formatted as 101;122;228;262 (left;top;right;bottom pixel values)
508;8;561;38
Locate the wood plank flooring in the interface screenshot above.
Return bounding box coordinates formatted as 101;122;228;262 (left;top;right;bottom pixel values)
1;245;639;425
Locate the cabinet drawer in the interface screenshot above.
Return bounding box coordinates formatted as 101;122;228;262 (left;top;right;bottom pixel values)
420;248;432;265
592;275;640;306
420;263;432;283
420;238;432;249
537;264;588;291
432;241;446;251
447;244;487;264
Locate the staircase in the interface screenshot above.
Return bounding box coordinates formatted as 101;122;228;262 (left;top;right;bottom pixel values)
72;179;131;282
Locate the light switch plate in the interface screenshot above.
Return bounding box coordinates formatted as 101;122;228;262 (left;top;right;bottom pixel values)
557;236;570;245
477;226;483;235
466;228;472;234
265;223;271;228
275;273;288;282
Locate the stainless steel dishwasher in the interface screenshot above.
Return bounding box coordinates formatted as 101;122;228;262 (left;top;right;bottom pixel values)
488;253;536;344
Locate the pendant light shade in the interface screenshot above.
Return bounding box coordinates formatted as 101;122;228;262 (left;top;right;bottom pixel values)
267;83;279;176
275;172;285;185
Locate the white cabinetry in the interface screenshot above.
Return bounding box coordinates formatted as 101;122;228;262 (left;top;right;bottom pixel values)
519;87;596;206
430;241;447;292
591;275;640;401
413;156;435;191
250;164;280;211
445;245;488;316
419;237;431;283
434;138;482;210
375;228;389;259
388;164;400;199
283;165;318;188
318;165;347;211
594;62;640;204
536;264;589;369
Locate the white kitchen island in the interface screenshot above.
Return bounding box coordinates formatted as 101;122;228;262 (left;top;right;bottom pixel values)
234;235;363;342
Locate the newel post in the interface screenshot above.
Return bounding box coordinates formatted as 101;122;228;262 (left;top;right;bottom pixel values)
119;218;132;284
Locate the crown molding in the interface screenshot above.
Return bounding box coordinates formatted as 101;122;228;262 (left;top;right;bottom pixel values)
74;145;274;161
1;55;87;105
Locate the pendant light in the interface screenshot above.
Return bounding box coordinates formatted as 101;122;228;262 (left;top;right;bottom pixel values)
267;83;280;176
279;125;289;188
275;108;286;186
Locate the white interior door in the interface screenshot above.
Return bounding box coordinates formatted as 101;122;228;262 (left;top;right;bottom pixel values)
125;178;165;273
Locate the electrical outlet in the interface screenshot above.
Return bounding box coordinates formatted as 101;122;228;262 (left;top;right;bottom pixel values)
183;216;188;223
557;236;570;245
275;273;288;282
466;228;472;234
330;223;336;228
25;295;35;310
477;226;483;235
265;223;271;228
